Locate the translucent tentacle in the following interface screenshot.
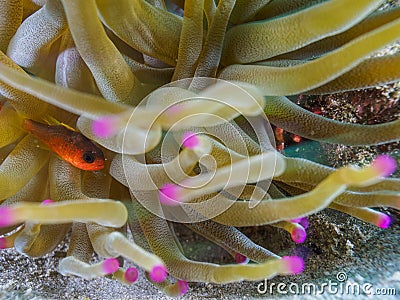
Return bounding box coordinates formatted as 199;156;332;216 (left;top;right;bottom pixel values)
59;256;120;279
334;191;400;209
267;183;287;199
271;221;307;244
110;267;139;285
0;200;127;228
77;114;162;155
125;198;188;295
305;53;400;94
158;151;285;205
0;0;23;53
329;202;393;228
55;32;101;95
219;17;400;95
14;222;71;257
96;0;182;66
124;198;153;251
0;166;48;235
66;222;94;263
278;6;400;60
110;134;211;190
13;222;40;254
106;231;167;277
0;105;25;148
0;51;49;118
2;163;48;206
263;96;400;146
279;175;400;209
162;280;189;297
7;0;67;77
133;199;303;283
86;223;167;282
275;157;332;186
60;0;139;103
0;61;130;117
193;0;236;78
171;0;204;81
223;0;384;64
123;55;173;85
22;0;45;19
255;0;325;20
351;177;400;193
49;157;85;200
229;0;271;25
210;157;394;226
0;226;21;249
203;0;216;25
185;219;280;262
0;135;49;200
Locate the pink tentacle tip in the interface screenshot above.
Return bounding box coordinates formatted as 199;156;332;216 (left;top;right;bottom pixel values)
149;265;167;283
299;217;309;230
291;227;307;244
376;213;391;229
0;237;7;249
41;199;54;205
177;280;189;295
0;207;15;228
235;252;250;264
159;183;181;206
290;217;309;229
282;256;304;275
124;267;139;283
166;104;182;114
92;116;118;139
290;218;302;223
372;155;397;177
181;131;200;149
102;258;119;274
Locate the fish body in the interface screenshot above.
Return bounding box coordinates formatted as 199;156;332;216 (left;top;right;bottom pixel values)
23;119;105;171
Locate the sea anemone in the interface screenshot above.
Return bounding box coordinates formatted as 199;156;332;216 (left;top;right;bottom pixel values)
0;0;399;298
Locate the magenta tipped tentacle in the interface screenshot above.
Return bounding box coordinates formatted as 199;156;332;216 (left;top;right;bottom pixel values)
92;116;119;139
281;256;305;275
0;207;15;227
177;280;189;296
291;226;307;244
290;217;309;229
0;237;7;249
159;183;182;206
234;252;250;264
149;265;168;283
181;131;200;149
375;213;391;229
124;267;139;283
101;258;119;274
41;199;54;205
290;217;302;223
299;217;309;230
372;155;397;177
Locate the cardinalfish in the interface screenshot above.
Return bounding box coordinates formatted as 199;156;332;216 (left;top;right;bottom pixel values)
23;118;105;171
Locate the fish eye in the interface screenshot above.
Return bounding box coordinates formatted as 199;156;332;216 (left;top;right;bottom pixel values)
82;151;95;163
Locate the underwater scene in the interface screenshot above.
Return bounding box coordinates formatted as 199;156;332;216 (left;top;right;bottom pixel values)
0;0;399;299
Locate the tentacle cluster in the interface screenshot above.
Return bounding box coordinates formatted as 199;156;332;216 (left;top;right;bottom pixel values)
0;0;399;297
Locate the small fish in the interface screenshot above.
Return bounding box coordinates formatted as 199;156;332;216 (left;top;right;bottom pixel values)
23;119;105;171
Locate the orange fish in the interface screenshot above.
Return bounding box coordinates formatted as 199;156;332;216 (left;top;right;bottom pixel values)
23;119;105;171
